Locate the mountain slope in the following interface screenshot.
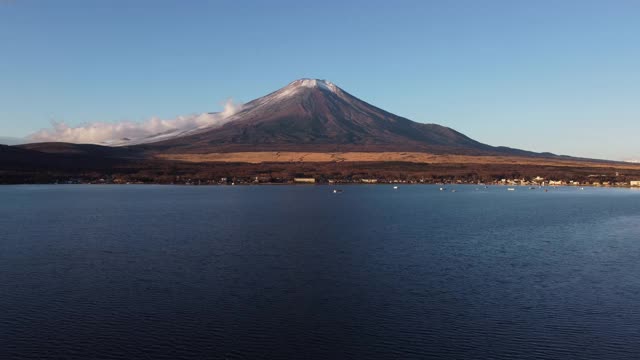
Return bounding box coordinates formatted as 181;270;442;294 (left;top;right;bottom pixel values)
1;144;133;171
139;79;517;155
17;142;143;158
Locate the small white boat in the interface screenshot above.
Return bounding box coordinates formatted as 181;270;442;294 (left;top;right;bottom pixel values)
440;187;446;191
333;189;343;194
393;186;398;189
507;188;515;191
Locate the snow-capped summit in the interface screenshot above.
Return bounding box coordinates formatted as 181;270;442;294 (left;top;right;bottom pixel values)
265;78;343;103
288;79;339;93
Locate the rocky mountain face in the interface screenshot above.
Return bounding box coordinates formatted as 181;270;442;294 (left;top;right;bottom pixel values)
139;79;516;155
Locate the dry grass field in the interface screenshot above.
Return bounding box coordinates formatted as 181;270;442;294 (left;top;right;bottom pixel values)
156;152;640;170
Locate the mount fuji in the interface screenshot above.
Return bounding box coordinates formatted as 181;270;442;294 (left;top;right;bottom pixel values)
134;79;536;156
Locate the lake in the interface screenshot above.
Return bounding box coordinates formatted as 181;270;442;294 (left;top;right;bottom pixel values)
1;185;640;359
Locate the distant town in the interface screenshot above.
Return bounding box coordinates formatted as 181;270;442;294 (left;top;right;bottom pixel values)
38;174;640;188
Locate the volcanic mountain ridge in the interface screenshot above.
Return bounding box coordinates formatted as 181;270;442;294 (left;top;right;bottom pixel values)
138;79;537;156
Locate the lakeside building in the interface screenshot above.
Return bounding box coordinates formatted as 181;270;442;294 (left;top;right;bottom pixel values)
631;181;640;187
294;178;316;183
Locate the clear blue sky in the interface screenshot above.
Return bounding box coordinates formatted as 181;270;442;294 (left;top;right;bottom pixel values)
1;0;639;160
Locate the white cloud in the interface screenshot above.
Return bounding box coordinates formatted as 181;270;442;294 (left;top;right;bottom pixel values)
27;99;242;145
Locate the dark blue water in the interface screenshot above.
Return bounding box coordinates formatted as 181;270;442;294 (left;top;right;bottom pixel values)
1;185;640;359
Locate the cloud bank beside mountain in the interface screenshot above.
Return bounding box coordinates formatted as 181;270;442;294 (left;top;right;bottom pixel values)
27;100;242;145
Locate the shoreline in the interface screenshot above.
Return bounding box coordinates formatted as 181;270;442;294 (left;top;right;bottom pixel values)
2;182;639;190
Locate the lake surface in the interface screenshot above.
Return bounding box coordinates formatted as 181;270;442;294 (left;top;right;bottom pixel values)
1;185;640;359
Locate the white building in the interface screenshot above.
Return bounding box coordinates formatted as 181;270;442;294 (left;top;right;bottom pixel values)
631;180;640;187
294;178;316;183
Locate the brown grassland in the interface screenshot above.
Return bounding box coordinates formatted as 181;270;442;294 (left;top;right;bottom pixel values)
156;152;640;170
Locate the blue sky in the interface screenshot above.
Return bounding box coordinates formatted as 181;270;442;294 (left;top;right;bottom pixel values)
1;0;638;160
